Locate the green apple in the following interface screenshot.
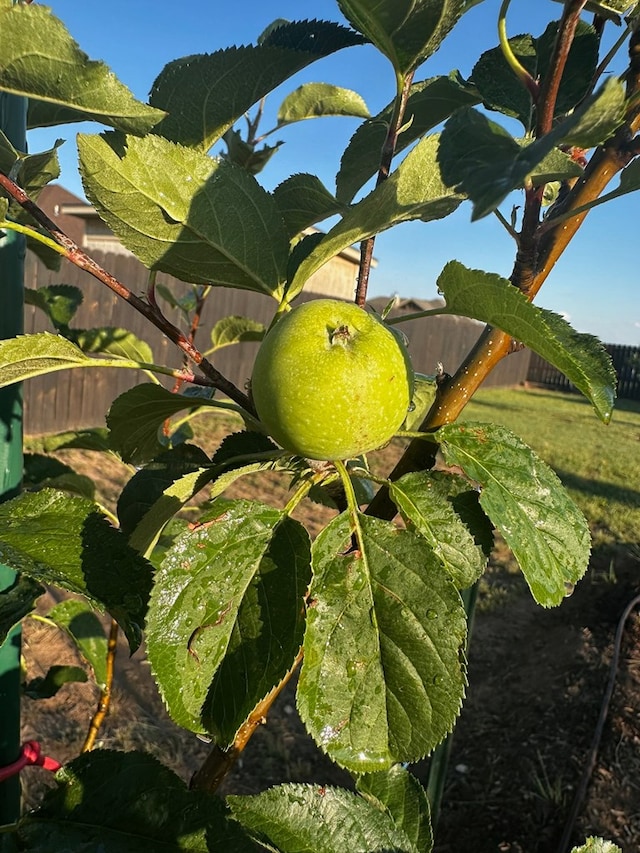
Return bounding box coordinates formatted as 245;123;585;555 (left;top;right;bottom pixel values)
251;298;414;461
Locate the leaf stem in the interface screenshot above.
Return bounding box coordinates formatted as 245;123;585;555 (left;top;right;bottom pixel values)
354;70;415;307
81;618;119;752
190;648;304;794
0;171;256;416
498;0;539;102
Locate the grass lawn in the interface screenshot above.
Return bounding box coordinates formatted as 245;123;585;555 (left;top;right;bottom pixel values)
458;386;640;551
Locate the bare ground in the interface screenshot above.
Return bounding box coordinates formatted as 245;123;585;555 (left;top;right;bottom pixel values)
17;424;640;852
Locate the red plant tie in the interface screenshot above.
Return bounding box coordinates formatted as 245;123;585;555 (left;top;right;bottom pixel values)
0;740;61;782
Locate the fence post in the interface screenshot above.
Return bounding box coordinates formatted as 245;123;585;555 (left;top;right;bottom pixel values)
0;87;26;825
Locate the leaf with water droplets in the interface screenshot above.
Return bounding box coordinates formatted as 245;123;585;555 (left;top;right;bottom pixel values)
435;422;591;607
298;511;466;772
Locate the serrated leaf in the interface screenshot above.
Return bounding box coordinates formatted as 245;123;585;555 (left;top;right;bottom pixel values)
337;73;480;203
147;500;311;742
289;135;462;297
24;284;83;330
0;490;153;650
435;422;591;607
221;127;283;176
337;0;473;75
389;471;491;588
229;782;422;853
117;444;211;538
0;574;44;645
551;0;637;24
357;765;433;853
439;79;626;219
210;316;266;351
273;173;346;237
298;512;466;772
16;750;253;852
155;283;198;317
24;664;88;699
0;3;164;134
0;332;90;386
106;384;217;466
470;21;599;131
436;261;616;421
278;83;369;125
46;599;109;689
78;132;290;296
150;21;365;150
69;327;154;363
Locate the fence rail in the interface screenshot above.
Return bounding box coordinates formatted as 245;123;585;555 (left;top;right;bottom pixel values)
527;345;640;401
22;251;536;435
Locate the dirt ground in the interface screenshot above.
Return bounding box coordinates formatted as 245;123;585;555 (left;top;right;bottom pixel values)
17;430;640;853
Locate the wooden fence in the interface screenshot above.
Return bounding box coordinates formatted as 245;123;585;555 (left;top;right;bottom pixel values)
527;345;640;401
22;251;533;435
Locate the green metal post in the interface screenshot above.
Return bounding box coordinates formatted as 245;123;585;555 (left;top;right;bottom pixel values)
0;89;26;825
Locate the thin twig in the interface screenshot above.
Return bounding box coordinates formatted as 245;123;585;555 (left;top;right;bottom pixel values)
355;71;415;307
190;649;303;793
0;171;256;415
82;619;119;752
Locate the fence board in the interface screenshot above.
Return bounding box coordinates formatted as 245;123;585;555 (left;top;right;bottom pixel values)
22;251;533;435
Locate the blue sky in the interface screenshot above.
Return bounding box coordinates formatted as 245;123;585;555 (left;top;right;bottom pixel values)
27;1;639;345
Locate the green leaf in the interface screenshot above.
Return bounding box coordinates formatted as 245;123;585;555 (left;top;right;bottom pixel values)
221;128;283;176
289;135;462;298
273;173;346;238
439;79;626;219
336;73;480;203
0;575;44;645
149;20;365;150
389;471;491;588
357;765;433;853
69;327;154;363
0;132;62;225
470;21;599;131
569;838;623;853
106;384;217;466
117;444;211;539
229;782;423;853
337;0;474;75
155;284;198;317
436;261;617;421
403;373;437;431
23;453;96;501
298;512;467;772
210;316;266;351
0;2;164;134
0;332;92;387
146;500;311;742
0;490;153;650
24;284;83;330
78;132;290;296
46;599;109;689
435;422;592;607
24;664;88;699
16;750;253;852
278;83;370;125
25;428;111;454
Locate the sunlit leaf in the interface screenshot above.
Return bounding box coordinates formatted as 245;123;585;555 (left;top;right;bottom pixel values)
24;285;83;330
210;316;266;351
78;132;290;296
357;765;433;853
435;422;591;607
278;83;369;125
24;664;88;699
273;173;346;237
147;500;311;742
46;599;109;689
436;261;617;421
298;512;466;772
0;2;164;134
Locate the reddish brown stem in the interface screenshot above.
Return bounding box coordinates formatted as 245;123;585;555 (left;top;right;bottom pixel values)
82;619;119;752
0;172;255;415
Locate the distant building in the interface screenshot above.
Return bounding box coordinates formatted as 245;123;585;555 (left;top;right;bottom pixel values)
37;183;372;302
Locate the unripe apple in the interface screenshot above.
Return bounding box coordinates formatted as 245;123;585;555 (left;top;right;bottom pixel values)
251;298;414;461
